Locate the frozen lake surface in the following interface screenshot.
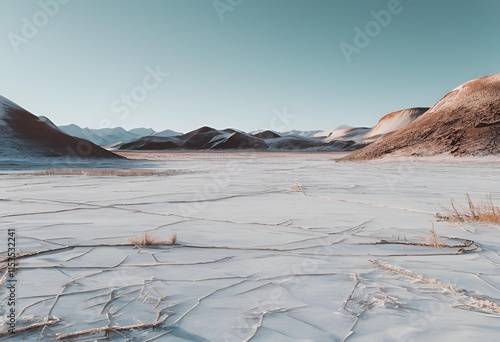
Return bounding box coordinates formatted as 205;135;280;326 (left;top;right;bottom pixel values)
0;152;499;341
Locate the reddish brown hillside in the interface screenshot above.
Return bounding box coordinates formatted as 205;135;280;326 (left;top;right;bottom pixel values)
0;95;123;159
341;74;500;160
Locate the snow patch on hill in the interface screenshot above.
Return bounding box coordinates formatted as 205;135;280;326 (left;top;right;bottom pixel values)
365;108;428;139
323;127;370;142
0;95;22;125
154;129;183;137
341;74;500;160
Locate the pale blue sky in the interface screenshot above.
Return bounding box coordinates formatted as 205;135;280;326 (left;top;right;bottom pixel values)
0;0;499;132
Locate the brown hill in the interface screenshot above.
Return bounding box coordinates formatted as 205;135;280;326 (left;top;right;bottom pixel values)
341;74;500;161
0;95;123;159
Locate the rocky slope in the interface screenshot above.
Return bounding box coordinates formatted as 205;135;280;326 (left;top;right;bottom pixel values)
342;74;500;160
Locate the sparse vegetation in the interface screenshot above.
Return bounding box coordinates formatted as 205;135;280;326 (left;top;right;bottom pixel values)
56;316;167;340
127;232;178;246
422;224;445;248
374;236;475;252
128;232;164;246
170;233;177;245
444;194;500;224
12;169;178;177
371;260;500;314
0;317;60;336
373;224;476;251
290;182;305;192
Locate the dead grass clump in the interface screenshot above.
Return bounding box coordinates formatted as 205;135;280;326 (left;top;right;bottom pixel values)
127;233;178;246
128;232;163;246
421;224;445;248
290;182;305;192
446;194;500;224
15;169;176;177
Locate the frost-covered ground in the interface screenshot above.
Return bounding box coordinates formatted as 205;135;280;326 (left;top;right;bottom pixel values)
0;152;499;341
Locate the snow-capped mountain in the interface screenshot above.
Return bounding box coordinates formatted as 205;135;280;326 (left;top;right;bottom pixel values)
153;129;183;137
58;125;183;146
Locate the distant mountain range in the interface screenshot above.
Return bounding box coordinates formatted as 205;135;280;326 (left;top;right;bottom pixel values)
0;96;121;159
115;126;361;151
111;108;428;151
58;125;182;146
57;124;325;147
0;94;427;157
2;73;498;159
56;115;431;151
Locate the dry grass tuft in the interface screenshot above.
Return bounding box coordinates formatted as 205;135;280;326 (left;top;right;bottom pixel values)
290;182;305;192
445;194;500;224
421;223;445;248
13;169;177;177
373;224;476;250
127;232;178;246
128;232;163;246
